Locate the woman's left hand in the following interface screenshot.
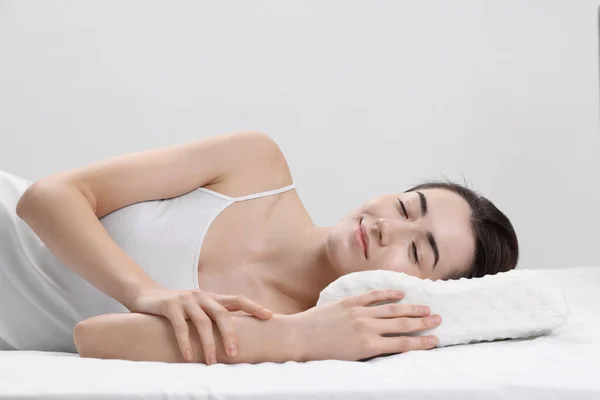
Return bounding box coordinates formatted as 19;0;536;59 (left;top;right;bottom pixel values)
127;285;273;364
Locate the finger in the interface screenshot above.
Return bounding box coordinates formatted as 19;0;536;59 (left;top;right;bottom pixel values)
373;314;442;335
366;302;431;319
381;335;439;354
184;301;217;365
217;295;273;320
345;289;405;307
164;302;194;362
201;301;239;358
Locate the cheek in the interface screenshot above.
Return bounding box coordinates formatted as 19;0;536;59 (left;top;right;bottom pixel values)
359;199;397;220
360;201;379;216
337;206;364;227
374;247;420;276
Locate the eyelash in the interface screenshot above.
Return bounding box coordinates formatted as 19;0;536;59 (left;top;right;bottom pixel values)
411;242;419;265
397;198;408;219
398;198;419;265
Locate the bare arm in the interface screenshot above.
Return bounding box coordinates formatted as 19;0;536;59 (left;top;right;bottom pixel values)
74;290;441;364
74;312;300;364
15;131;287;309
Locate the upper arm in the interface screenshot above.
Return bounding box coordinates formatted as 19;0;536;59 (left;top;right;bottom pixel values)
17;131;286;219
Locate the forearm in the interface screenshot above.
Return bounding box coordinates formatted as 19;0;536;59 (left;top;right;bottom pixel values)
74;312;301;364
16;182;158;309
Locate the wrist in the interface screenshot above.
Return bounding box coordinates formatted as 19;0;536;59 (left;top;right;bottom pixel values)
121;276;162;311
278;313;310;362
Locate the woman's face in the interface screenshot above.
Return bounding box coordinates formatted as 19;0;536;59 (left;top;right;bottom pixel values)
325;188;476;280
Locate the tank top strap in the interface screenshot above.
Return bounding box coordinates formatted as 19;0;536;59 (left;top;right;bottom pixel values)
231;183;296;202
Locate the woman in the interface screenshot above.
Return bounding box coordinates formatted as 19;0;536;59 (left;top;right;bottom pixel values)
0;131;519;365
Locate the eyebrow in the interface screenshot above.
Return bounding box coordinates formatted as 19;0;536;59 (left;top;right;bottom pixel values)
416;191;439;268
427;232;440;269
417;191;428;216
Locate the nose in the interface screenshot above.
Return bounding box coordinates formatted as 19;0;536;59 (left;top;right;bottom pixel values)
375;218;390;246
374;217;419;246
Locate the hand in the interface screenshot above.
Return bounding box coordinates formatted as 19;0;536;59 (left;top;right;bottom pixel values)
288;289;441;362
127;285;273;364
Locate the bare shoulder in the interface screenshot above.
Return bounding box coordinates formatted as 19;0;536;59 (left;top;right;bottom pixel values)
205;131;294;198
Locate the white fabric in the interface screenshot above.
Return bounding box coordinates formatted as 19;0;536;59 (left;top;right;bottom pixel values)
0;266;598;399
0;170;295;352
317;269;569;347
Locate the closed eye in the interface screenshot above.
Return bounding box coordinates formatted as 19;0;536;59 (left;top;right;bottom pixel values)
411;242;419;264
397;198;408;218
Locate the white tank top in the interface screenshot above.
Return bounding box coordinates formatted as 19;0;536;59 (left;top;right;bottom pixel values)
0;170;295;352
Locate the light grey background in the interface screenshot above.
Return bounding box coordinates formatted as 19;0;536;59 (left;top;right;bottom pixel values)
1;1;599;270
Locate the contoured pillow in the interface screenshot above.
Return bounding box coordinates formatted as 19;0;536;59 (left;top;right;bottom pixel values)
317;269;569;347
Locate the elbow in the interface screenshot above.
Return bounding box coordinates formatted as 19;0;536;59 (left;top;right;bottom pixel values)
73;320;106;359
73;321;92;358
15;186;35;219
15;181;55;219
16;179;96;220
73;314;139;361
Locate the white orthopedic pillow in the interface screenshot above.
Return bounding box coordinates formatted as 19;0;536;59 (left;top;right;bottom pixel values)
317;269;569;347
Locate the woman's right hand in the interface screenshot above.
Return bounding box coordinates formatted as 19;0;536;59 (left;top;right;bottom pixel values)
288;289;442;362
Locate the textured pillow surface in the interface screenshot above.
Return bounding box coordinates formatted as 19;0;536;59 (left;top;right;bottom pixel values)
316;269;569;347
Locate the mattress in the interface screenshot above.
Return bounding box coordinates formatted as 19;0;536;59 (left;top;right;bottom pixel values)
1;266;599;400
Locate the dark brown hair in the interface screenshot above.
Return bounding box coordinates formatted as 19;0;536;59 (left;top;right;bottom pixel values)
404;181;519;280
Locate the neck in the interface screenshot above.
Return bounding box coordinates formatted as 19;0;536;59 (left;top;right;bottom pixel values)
262;225;337;312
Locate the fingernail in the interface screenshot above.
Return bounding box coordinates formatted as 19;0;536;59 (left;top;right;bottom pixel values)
228;344;238;357
430;315;441;324
206;354;214;365
185;349;192;361
262;308;272;315
419;306;430;314
429;337;438;346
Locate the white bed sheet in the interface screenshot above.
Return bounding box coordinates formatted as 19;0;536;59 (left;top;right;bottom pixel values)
1;266;599;400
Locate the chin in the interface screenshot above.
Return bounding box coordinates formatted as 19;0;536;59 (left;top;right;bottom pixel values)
325;216;364;277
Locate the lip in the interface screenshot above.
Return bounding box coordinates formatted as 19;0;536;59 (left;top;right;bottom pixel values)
354;217;369;259
360;217;369;258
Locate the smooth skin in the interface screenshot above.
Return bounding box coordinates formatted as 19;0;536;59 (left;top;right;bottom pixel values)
16;131;474;364
72;289;438;364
